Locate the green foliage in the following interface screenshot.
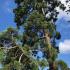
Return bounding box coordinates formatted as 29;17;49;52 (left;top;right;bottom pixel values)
55;32;61;40
0;49;5;62
58;60;68;70
0;0;69;70
2;60;22;70
13;0;68;70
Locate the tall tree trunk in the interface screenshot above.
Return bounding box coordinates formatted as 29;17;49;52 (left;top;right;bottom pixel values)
42;1;58;70
45;33;56;70
49;62;56;70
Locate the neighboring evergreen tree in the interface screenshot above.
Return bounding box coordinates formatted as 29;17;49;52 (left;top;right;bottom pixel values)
0;0;70;70
0;28;18;48
0;28;47;70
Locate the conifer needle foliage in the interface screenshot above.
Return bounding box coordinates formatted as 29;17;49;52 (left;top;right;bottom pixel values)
0;0;70;70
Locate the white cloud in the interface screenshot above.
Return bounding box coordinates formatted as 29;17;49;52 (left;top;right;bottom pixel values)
57;0;70;19
59;40;70;54
60;0;66;4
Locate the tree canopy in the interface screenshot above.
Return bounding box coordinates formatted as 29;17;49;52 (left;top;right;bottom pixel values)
0;0;70;70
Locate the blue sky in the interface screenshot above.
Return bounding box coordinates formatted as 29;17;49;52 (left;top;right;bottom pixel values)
0;0;16;32
0;0;70;68
56;18;70;67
